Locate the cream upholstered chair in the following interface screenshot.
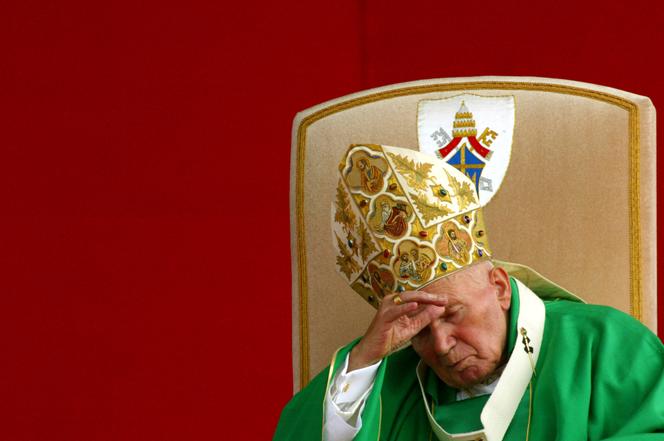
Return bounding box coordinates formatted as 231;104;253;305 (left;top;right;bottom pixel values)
289;76;657;392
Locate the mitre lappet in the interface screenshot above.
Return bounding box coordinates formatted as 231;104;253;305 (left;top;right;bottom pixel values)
331;144;492;307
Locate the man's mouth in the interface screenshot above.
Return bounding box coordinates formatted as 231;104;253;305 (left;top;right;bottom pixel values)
447;357;465;370
448;356;473;372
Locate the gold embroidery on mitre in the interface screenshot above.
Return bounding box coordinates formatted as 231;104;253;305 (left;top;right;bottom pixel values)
367;261;396;300
334;179;357;236
368;194;412;240
343;149;389;196
357;222;379;262
350;278;380;307
429;184;452;204
471;210;491;254
332;176;382;282
386;152;435;192
409;191;453;224
333;144;491;307
392;240;436;286
334;232;361;280
435;221;473;267
444;168;477;210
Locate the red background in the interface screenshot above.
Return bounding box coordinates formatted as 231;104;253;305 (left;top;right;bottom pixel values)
2;1;662;439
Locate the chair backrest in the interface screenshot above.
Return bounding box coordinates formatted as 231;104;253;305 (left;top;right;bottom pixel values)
289;76;657;392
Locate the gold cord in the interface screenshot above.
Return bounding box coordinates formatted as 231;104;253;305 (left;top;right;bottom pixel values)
522;327;536;441
526;381;533;441
429;398;434;441
521;328;537;377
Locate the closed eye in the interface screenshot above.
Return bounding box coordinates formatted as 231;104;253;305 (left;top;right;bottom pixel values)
444;306;463;322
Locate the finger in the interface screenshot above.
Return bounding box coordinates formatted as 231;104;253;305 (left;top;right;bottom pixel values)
406;304;447;332
404;302;444;319
383;300;446;324
398;291;448;306
380;292;411;310
386;304;447;344
382;301;421;322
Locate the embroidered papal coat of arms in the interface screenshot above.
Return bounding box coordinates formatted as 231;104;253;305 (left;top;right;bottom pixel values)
418;94;515;206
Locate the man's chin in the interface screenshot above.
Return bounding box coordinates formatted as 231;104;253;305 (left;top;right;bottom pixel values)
458;366;486;386
437;365;489;389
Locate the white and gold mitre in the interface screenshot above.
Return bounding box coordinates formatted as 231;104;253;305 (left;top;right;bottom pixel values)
331;144;492;308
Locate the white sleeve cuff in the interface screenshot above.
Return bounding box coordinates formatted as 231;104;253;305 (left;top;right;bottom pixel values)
323;353;381;441
330;355;381;406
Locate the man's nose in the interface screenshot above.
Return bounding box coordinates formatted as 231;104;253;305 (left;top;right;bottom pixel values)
430;322;456;355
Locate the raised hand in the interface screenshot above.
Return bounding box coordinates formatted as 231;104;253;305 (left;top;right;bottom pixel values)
348;291;447;371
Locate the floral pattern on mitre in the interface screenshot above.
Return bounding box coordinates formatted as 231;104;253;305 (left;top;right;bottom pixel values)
330;177;382;282
382;145;480;229
331;144;491;308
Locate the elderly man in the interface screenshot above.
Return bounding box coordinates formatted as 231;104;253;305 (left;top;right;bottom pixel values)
274;145;664;441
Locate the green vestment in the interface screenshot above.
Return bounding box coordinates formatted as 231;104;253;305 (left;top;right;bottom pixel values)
274;277;664;440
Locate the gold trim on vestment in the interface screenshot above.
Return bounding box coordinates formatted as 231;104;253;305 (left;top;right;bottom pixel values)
378;396;382;441
295;81;641;387
321;346;342;441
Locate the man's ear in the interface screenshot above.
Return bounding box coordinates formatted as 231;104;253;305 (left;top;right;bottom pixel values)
490;266;511;310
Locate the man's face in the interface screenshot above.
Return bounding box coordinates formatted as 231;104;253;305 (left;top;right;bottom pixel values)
411;264;511;389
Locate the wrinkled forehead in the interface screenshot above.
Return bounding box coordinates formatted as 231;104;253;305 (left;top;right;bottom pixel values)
417;262;491;301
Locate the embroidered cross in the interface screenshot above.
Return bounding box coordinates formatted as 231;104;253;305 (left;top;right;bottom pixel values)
520;327;537;375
